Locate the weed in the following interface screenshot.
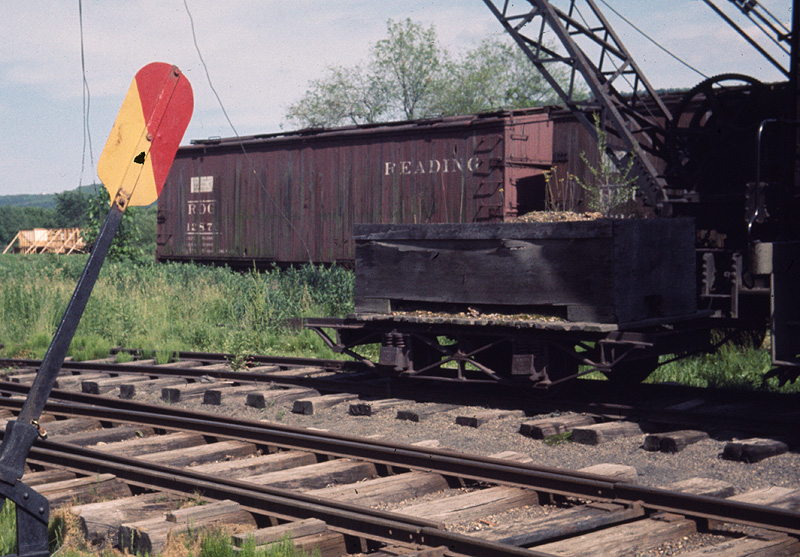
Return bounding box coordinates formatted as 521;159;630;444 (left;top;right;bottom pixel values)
68;334;113;362
574;113;639;217
114;351;134;363
0;500;16;555
543;167;581;213
543;431;573;446
647;343;796;391
225;333;253;372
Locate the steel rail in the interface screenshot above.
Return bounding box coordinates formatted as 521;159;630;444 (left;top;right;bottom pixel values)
0;383;798;535
0;357;384;395
0;355;365;375
2;358;797;438
22;440;545;557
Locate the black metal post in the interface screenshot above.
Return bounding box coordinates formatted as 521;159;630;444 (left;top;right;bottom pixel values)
0;199;124;556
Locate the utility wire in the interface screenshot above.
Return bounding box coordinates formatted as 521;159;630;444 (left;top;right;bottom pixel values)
182;0;240;139
182;0;313;263
78;0;95;194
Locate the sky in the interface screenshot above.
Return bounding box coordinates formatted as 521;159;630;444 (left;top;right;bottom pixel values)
0;0;792;196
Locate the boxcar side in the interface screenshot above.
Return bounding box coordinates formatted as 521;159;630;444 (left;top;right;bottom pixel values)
157;109;554;267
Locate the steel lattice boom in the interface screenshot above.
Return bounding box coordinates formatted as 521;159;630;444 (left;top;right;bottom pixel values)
481;0;673;210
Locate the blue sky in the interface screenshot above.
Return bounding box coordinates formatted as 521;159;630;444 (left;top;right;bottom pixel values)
0;0;791;196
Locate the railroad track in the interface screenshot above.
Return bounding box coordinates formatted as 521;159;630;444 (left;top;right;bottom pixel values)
2;354;799;440
0;356;799;555
1;392;799;556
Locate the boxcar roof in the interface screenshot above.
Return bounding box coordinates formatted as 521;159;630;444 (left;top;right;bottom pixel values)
185;107;554;152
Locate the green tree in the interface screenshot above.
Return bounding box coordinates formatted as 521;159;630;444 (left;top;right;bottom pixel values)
435;37;567;115
287;18;446;127
0;206;57;247
372;18;448;120
285;65;387;127
53;188;92;228
286;20;576;128
82;188;155;263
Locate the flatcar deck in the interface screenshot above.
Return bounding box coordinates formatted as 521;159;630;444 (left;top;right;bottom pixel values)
336;310;711;333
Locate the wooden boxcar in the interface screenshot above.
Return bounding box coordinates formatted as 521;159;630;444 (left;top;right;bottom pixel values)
157;109;558;267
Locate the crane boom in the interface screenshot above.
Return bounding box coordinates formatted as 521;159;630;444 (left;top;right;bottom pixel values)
481;0;671;210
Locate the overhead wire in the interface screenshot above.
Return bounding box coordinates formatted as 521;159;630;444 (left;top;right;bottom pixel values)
181;0;313;264
78;0;95;193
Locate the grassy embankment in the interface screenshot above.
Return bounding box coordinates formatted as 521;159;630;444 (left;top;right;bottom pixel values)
0;254;796;553
0;254;353;365
0;253;797;391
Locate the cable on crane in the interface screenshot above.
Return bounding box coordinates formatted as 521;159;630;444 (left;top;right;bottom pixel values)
597;0;709;80
78;0;95;192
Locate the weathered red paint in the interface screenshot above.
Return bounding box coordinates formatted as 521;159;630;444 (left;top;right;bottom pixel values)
157;109;554;266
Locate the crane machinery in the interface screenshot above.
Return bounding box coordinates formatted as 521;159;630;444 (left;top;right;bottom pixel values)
482;0;800;380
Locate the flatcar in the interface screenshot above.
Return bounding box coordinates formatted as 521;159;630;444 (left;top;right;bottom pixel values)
305;219;711;388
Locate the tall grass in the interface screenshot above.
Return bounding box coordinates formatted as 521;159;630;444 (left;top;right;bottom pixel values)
0;253;796;392
201;530;320;557
648;342;800;393
0;254;353;362
0;500;15;555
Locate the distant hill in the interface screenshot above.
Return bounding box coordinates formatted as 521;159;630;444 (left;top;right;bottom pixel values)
0;184;102;208
0;193;58;209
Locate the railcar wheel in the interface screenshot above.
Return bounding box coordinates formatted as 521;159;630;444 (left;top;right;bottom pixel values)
603;355;660;386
